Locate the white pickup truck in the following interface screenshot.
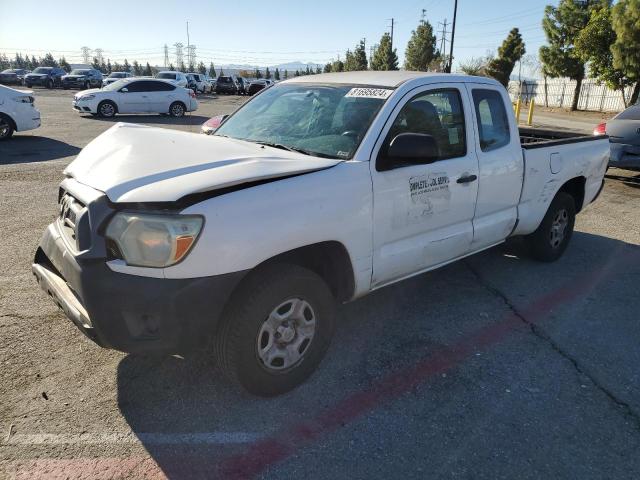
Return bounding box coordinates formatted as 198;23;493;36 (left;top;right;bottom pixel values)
33;72;609;396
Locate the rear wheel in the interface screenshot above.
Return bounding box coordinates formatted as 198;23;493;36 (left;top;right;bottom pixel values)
46;79;53;89
97;100;117;118
169;101;186;117
84;81;90;90
525;192;576;262
214;263;336;396
0;115;15;140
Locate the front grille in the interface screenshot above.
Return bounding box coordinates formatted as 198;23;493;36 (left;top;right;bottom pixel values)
58;192;86;251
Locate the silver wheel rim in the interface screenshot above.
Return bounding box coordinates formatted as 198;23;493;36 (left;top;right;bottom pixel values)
171;104;184;116
100;103;115;117
550;208;569;249
0;119;10;138
256;298;316;371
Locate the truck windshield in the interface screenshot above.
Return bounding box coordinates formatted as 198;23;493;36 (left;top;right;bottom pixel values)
214;84;391;159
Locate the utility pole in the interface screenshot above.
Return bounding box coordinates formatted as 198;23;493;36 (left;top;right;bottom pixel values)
389;17;395;50
186;21;190;53
94;48;104;65
447;0;458;73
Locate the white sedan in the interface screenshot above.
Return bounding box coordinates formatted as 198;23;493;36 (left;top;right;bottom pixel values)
0;84;41;140
72;78;198;118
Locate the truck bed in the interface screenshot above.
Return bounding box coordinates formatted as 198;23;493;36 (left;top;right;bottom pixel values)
519;127;603;148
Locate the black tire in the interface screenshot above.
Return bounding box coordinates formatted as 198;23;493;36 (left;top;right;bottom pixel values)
84;81;90;90
169;101;186;117
25;83;31;88
46;79;53;89
97;100;117;118
0;114;15;140
525;192;576;262
214;263;336;396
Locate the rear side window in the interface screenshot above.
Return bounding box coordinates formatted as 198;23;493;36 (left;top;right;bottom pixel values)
614;106;640;120
472;89;510;152
150;81;175;91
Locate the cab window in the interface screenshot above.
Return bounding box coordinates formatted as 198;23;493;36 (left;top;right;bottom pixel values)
378;88;466;170
472;89;511;152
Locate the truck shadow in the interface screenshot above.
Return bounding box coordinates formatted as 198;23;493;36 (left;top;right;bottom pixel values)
116;232;640;478
0;136;81;165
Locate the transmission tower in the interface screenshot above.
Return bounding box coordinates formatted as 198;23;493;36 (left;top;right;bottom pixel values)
174;43;184;70
438;19;450;71
164;44;171;68
94;48;104;65
187;44;196;69
80;46;91;64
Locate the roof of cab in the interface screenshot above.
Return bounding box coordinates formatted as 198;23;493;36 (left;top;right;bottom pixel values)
283;70;499;88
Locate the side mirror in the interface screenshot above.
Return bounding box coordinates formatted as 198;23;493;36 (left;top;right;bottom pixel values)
120;87;128;93
385;133;439;167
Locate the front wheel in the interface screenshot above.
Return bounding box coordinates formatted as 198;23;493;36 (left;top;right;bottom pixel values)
214;264;336;396
525;192;576;262
97;100;117;118
46;79;53;89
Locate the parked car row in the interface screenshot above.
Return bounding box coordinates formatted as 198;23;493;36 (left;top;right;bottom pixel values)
0;69;30;85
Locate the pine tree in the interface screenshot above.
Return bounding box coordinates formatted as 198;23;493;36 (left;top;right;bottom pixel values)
353;39;368;70
92;57;102;72
144;62;152;76
209;62;216;78
331;59;344;72
0;54;10;71
274;68;280;80
168;63;175;72
305;65;311;75
316;65;322;74
284;69;289;79
265;66;271;79
30;56;38;69
255;67;262;79
132;61;142;75
107;59;112;73
485;28;526;86
371;33;398;71
198;61;207;74
295;70;300;76
59;56;71;72
113;62;122;72
611;0;640;104
404;19;438;71
540;0;602;111
323;63;331;73
344;49;355;71
123;59;131;73
41;53;58;67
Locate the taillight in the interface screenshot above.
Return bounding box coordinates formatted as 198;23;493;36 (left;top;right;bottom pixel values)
594;122;606;136
189;90;196;98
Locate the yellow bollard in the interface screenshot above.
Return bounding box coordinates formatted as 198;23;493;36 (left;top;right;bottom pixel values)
514;98;522;124
527;99;536;126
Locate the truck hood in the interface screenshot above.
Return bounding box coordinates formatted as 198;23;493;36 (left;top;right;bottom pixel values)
64;123;343;203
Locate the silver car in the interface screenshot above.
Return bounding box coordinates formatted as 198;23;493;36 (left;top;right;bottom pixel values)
596;105;640;170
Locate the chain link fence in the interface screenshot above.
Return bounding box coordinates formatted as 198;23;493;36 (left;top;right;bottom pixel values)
507;79;633;112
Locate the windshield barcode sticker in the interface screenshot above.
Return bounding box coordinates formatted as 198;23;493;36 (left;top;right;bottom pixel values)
345;88;394;99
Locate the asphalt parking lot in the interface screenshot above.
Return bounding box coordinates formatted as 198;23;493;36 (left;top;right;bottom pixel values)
1;88;640;479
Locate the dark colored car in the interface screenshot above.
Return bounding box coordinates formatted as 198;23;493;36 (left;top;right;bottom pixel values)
236;77;248;94
0;69;30;85
215;75;238;95
24;67;66;89
186;73;198;92
247;79;273;96
62;69;103;90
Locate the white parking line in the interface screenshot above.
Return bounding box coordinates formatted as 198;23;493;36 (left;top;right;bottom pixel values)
4;432;260;445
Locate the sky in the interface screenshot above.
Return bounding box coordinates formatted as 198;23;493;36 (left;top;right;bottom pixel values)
0;0;551;76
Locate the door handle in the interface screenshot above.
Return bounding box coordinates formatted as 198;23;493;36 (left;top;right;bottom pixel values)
457;174;478;184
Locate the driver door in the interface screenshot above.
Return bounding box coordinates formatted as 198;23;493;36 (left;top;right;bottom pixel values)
370;84;479;287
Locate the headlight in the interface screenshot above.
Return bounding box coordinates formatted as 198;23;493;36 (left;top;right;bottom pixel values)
13;96;34;104
105;213;204;268
78;94;95;101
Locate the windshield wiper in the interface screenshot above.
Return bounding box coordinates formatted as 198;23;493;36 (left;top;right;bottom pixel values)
251;141;336;159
